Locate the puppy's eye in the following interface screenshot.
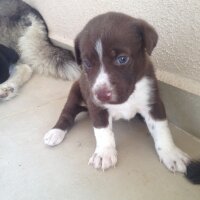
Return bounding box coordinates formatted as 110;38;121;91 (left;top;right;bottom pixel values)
116;55;129;65
82;59;91;69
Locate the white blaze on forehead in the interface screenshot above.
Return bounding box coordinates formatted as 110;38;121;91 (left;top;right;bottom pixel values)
95;39;103;61
92;39;115;103
93;67;110;87
93;39;110;91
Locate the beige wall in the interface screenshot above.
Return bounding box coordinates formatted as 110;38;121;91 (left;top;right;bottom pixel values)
24;0;200;94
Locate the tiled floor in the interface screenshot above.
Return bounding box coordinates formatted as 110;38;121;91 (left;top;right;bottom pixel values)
1;75;200;200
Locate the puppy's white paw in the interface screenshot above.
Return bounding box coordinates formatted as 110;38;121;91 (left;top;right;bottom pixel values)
88;147;117;170
0;83;17;100
157;146;189;173
44;129;67;146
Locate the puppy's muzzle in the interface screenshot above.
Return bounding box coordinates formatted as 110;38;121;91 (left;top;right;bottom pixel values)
94;86;112;103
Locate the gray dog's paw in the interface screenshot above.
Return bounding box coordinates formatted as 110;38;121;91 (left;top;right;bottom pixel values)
0;83;17;100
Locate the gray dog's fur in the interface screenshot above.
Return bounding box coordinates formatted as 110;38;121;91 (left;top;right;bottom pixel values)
0;0;80;100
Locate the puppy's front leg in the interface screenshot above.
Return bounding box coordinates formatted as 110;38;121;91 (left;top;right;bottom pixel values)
88;106;117;170
44;81;86;146
141;99;189;173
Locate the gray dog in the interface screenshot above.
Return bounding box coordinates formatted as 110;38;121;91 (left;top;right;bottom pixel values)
0;0;80;100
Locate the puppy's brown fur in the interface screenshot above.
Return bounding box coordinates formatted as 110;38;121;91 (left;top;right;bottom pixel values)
45;12;189;174
56;12;164;128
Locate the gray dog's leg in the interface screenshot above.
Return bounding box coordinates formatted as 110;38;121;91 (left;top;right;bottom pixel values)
0;63;32;100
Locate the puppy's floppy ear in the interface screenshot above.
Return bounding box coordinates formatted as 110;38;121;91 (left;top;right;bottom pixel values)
74;35;82;65
138;19;158;55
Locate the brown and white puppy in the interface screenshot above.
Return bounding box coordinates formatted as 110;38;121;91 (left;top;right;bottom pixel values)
44;12;189;172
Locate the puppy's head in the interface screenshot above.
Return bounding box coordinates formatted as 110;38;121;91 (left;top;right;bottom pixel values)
75;12;158;105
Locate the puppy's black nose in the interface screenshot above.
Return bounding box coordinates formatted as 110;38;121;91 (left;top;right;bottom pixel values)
95;87;112;102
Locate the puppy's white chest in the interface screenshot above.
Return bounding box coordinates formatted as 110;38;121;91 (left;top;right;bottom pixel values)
104;77;152;121
105;94;138;120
